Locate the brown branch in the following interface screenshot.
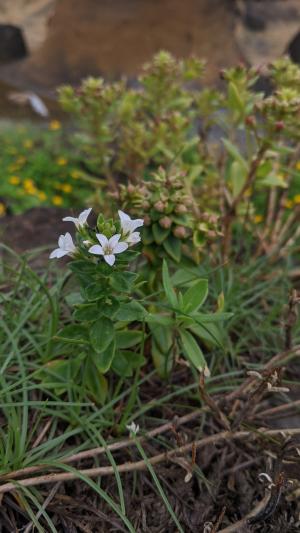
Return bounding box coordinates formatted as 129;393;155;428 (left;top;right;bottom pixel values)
217;493;269;532
1;428;300;495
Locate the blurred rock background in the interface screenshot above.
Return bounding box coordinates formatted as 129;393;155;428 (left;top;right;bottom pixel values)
0;0;299;97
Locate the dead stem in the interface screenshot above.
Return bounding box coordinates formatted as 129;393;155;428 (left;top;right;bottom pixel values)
0;428;300;495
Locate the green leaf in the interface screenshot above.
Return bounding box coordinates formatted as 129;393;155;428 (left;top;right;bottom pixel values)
84;359;108;404
188;322;223;348
222;138;249;173
231;160;247;198
182;279;208;312
92;340;116;373
115;301;146;321
152;339;173;378
69;260;97;275
90;318;114;353
56;324;89;344
146;313;173;326
149;324;173;353
179;329;207;372
163;235;182;263
162;260;178;307
116;330;143;349
152;223;170;244
110;271;137;292
74;303;98;321
192;311;233;323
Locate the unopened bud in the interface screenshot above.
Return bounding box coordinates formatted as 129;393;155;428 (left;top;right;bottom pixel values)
142;201;150;210
175;204;188;214
159;216;172;229
154;201;165;212
275;121;284;132
144;215;151;226
127;183;135;193
245;115;256;127
173;226;187;239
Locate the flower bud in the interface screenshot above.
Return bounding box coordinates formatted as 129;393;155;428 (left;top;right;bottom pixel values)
127;183;135;193
275;121;284;132
245;115;256;127
144;215;151;226
173;226;187;239
154;201;165;212
175;204;188;214
159;216;172;229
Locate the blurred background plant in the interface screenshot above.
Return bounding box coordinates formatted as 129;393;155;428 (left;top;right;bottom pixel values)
0;120;92;215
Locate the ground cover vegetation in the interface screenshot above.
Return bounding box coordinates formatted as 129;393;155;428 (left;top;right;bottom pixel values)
0;52;300;531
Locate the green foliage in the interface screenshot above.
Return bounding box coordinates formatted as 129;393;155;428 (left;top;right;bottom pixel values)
0;122;92;215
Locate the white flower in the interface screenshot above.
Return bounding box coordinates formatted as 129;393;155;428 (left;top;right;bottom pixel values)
63;208;92;229
118;210;143;245
126;421;140;435
50;233;76;259
89;233;128;266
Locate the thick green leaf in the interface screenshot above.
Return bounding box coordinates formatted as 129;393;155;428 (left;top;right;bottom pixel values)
163;235;182;263
222;138;249;173
152;223;170;244
146;313;173;326
115;301;146;321
231;160;247;198
92;340;116;373
151;339;173;378
162;260;178;307
149;324;173;353
179;329;207;372
56;324;89;344
90;317;114;353
74;303;98;321
116;330;143;349
188;322;223;348
84;359;108;404
110;271;137;292
182;279;208;312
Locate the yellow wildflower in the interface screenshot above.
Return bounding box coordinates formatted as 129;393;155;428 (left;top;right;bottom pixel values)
254;214;263;224
24;179;34;188
61;183;72;193
23;139;33;149
244;187;252;198
0;203;6;217
52;195;63;206
57;157;67;166
23;179;37;195
283;199;293;209
71;170;80;179
293;194;300;204
38;191;47;201
9;176;20;185
49;120;61;131
295;161;300;171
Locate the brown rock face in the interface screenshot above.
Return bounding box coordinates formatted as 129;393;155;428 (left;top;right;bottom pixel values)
0;0;239;89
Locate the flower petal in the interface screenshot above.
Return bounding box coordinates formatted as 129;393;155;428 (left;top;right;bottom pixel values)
50;248;68;259
62;216;78;225
64;232;75;251
129;218;144;232
89;245;104;255
96;233;108;247
78;207;92;225
104;254;115;266
108;234;121;248
127;231;141;244
113;241;128;254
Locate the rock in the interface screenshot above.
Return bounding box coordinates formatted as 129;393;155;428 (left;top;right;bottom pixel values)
0;24;27;62
235;0;300;67
288;31;300;64
0;0;239;88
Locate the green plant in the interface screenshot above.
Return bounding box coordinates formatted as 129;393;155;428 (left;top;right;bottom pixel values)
0;122;92;214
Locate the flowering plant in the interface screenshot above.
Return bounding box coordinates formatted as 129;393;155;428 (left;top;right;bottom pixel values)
47;208;146;402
